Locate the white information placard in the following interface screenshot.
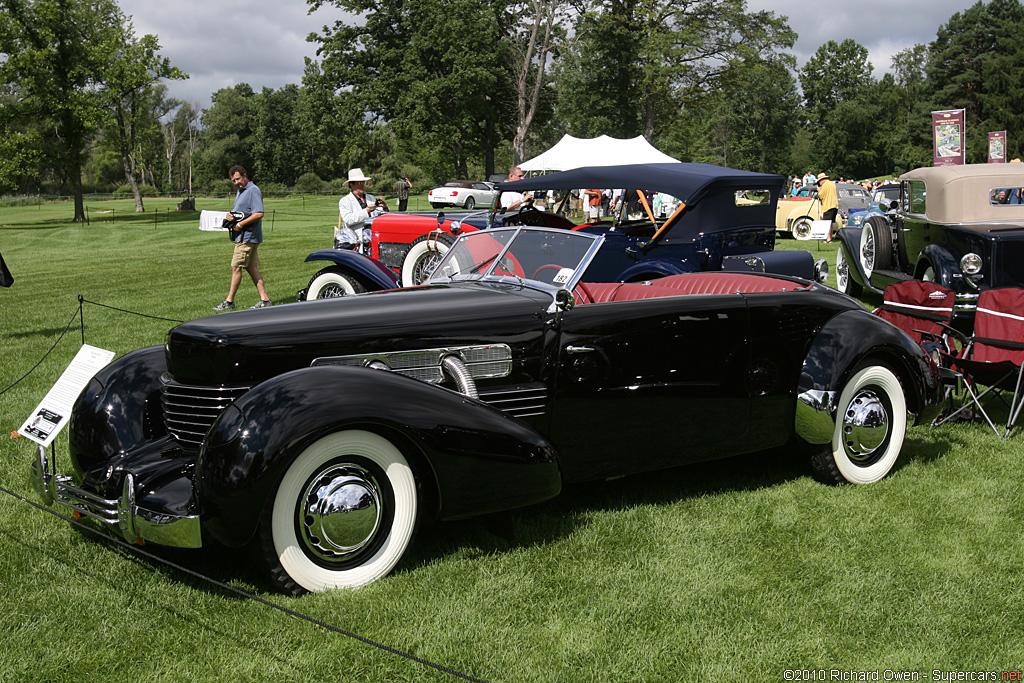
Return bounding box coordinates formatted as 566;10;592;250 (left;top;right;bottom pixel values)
19;344;116;447
808;220;832;240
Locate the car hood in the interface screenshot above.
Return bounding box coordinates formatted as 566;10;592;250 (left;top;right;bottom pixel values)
166;284;548;385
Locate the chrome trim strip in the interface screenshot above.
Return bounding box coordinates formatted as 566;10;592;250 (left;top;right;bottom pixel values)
795;389;838;444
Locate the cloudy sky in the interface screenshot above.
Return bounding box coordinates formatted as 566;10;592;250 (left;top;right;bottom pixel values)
118;0;976;112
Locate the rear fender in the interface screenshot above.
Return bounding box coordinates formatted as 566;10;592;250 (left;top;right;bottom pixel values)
304;249;399;290
196;365;560;547
796;310;941;444
616;258;696;282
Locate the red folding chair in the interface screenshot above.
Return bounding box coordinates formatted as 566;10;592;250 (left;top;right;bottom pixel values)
935;287;1024;438
873;280;957;360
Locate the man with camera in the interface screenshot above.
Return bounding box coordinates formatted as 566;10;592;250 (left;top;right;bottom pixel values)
338;168;389;250
213;165;271;311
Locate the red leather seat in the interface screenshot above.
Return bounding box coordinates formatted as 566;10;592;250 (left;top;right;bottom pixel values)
573;272;808;304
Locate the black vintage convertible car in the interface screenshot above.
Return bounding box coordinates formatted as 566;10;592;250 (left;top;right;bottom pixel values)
31;226;940;594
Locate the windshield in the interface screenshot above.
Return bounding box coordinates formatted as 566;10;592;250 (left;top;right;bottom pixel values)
426;227;603;290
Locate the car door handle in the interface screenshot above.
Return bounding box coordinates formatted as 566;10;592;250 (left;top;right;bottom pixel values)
566;345;594;354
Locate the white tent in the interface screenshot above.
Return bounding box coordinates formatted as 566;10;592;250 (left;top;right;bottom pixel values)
518;134;680;172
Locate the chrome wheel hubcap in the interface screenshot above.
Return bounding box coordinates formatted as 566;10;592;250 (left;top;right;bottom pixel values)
841;389;890;462
837;251;848;287
300;464;382;562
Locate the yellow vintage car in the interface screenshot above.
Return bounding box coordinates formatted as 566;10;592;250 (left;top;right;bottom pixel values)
776;183;871;239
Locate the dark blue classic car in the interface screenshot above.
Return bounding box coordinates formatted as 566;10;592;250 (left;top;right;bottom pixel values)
836;165;1024;328
32;224;939;595
299;163;828;298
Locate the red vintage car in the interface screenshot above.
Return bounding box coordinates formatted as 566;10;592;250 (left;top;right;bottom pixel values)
297;163;827;300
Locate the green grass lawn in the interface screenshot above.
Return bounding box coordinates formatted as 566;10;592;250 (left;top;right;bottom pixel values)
1;199;1022;682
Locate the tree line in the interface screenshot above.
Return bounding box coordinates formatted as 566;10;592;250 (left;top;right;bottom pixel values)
2;0;1023;221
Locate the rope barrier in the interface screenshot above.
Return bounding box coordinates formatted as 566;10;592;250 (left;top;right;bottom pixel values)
0;306;80;397
0;297;184;397
2;294;492;682
0;483;491;683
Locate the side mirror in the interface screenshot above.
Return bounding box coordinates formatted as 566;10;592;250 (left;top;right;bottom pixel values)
436;212;445;225
550;288;574;315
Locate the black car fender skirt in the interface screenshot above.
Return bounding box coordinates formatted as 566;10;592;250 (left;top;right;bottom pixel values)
795;310;941;444
195;365;561;547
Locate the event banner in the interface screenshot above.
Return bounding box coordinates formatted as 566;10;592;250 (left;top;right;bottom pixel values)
988;131;1007;163
932;109;965;166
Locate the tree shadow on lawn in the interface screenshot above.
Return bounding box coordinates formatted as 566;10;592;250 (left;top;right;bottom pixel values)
399;427;960;576
43;428;959;597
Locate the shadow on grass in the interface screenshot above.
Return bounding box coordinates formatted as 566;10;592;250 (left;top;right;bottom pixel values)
29;428;960;598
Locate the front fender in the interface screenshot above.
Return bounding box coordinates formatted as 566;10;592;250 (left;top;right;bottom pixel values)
68;345;168;488
916;244;962;292
196;365;560;547
795;309;941;444
304;249;399;290
835;227;878;293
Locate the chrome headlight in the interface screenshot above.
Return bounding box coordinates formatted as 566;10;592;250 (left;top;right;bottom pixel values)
961;253;982;275
849;213;864;226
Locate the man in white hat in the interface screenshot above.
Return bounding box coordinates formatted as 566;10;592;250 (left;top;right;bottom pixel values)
816;172;838;242
338;168;389;242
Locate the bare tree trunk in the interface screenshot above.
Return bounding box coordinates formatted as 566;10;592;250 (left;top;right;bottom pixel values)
512;0;560;164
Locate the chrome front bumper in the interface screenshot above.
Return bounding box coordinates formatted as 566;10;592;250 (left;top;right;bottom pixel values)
795;388;839;444
30;446;202;549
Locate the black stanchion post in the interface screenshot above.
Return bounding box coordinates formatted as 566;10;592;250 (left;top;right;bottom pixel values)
78;295;85;345
271;209;275;232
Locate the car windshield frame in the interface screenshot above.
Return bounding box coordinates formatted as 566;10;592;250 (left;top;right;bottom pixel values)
424;226;604;292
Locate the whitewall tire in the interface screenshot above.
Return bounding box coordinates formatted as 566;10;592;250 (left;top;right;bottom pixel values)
305;268;365;300
401;233;454;287
259;430;418;593
810;365;907;485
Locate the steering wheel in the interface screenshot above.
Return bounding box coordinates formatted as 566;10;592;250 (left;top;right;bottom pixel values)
532;264;565;281
517;201;541;224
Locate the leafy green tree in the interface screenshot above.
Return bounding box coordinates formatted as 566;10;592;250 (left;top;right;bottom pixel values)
196;84;256;187
798;39;876;178
927;0;1024;161
310;0;515;181
555;0;794;143
103;17;185;211
799;39;873;129
706;57;800;173
0;0;123;220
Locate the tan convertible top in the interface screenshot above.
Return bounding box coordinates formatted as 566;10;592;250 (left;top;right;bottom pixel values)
900;164;1024;224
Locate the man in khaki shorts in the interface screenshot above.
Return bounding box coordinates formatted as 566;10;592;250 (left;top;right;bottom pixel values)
213;165;272;311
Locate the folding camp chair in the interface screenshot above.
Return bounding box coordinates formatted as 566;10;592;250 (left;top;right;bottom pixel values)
873;280;957;361
933;287;1024;438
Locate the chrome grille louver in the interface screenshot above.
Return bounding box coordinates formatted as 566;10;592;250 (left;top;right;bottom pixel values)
478;385;548;419
161;375;250;448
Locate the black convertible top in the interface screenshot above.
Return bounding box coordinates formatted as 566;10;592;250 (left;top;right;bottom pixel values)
498;163;785;205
